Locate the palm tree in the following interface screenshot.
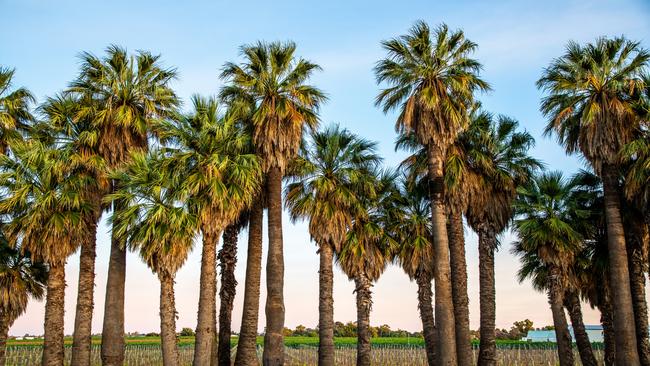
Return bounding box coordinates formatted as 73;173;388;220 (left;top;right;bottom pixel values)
67;45;179;366
226;98;266;366
233;202;264;366
445;142;479;366
396;130;476;365
220;41;326;365
155;95;262;366
512;171;591;366
463;112;540;365
39;94;107;366
538;37;649;365
336;170;396;366
621;84;650;364
0;67;34;154
390;178;437;365
109;152;198;366
285;125;381;366
0;237;47;366
0;141;92;365
374;21;489;364
570;170;618;365
217;214;247;366
564;288;598;366
622;201;650;365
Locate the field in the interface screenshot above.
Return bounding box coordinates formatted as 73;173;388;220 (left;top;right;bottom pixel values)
5;337;604;365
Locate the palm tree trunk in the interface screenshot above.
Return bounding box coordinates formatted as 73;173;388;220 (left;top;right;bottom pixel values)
211;306;217;366
0;312;11;366
564;290;597;366
218;225;239;366
42;261;66;366
354;274;372;366
416;272;437;366
599;277;616;366
235;203;263;366
71;214;98;366
447;209;471;366
626;216;650;366
548;266;574;366
159;271;180;366
426;146;457;366
318;242;335;366
263;167;285;366
477;226;497;366
101;200;127;366
601;165;640;365
193;227;221;366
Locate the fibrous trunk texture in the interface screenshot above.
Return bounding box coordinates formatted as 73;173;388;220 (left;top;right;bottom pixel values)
234;203;263;366
0;313;13;366
426;147;457;366
218;225;239;366
599;278;616;366
101;200;127;366
42;261;66;366
564;290;597;366
416;272;437;366
355;274;372;366
626;216;650;366
263;167;285;366
71;214;98;366
159;271;180;366
447;209;471;366
318;242;335;366
477;225;497;366
193;227;220;366
0;312;9;366
547;266;574;366
601;165;640;365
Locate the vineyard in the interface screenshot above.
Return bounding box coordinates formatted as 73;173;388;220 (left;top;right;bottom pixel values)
5;337;604;365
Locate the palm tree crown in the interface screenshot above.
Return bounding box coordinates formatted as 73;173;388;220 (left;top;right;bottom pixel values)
390;179;433;281
375;21;490;149
0;141;91;265
109;152;197;275
336;170;397;282
220;41;327;172
0;67;35;154
156;95;263;230
0;237;47;322
68;45;179;168
465;112;541;232
513;171;589;277
285;124;381;251
538;36;649;172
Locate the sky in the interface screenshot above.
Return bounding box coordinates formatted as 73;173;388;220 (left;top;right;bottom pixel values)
1;0;650;336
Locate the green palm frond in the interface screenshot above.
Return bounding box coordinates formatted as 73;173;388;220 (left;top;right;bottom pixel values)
538;36;649;172
109;152;197;275
464;112;542;235
0;234;47;322
0;67;35;154
285;124;382;253
220;41;327;172
375;21;490;149
154;95;262;233
67;45;179;168
0;140;92;265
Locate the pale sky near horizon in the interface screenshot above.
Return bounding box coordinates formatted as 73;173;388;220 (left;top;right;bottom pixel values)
1;0;650;336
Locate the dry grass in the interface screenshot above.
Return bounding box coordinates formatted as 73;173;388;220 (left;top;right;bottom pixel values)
5;344;604;365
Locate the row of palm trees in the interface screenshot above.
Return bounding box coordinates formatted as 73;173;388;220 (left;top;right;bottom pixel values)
0;20;647;366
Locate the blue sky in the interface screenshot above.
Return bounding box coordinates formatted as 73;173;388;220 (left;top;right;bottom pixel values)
2;0;649;335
